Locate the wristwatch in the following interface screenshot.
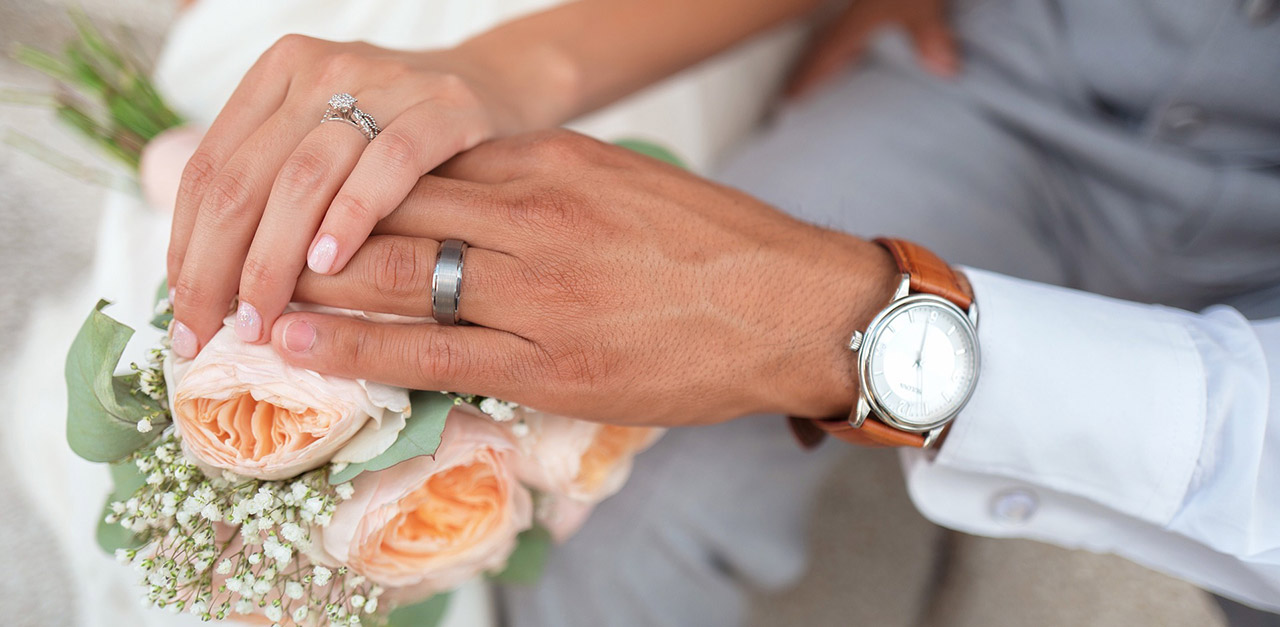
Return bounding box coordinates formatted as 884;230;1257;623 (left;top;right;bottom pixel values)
790;238;980;449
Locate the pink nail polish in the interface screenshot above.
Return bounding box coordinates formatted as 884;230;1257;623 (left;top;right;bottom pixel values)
235;301;262;342
307;235;338;274
171;321;198;358
284;320;316;353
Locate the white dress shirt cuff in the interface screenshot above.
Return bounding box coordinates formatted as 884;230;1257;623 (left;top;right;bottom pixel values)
903;269;1206;528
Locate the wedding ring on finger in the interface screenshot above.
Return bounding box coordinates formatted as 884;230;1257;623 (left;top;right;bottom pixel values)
321;92;381;140
432;239;469;326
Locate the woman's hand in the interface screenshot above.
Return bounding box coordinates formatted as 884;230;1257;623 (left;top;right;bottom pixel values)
786;0;957;99
269;130;899;427
167;35;535;358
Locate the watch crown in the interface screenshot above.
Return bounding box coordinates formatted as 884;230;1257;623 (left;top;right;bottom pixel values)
848;331;864;351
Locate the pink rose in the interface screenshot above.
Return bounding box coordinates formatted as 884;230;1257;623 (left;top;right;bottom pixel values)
320;411;533;599
165;319;411;480
138;126;204;214
513;413;662;541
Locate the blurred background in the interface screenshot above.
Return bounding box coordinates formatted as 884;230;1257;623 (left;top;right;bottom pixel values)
0;1;1232;625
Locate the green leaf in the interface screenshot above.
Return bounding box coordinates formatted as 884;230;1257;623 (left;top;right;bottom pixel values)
328;392;454;484
65;300;165;462
96;461;146;554
490;526;552;584
150;278;171;330
387;593;451;627
613;138;688;169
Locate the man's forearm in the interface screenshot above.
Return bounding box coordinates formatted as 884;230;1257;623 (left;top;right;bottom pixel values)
457;0;823;130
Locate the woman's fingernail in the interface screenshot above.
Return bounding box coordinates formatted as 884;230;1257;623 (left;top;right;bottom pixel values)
284;320;316;353
167;288;176;305
307;235;338;274
235;301;262;342
171;321;197;358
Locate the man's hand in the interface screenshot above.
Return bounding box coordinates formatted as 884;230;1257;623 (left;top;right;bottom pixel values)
787;0;957;99
271;130;899;427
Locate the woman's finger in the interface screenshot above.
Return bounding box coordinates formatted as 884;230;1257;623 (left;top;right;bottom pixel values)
784;11;875;99
306;97;490;279
232;122;369;343
170;106;317;357
167;43;294;289
293;235;518;330
270;311;538;397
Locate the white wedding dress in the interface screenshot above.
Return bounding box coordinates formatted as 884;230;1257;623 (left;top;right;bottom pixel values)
0;1;799;625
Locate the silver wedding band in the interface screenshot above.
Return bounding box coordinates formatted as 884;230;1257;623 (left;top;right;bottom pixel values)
321;93;381;140
432;239;468;326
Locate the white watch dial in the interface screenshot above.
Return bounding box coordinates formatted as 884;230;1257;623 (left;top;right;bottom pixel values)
864;299;978;429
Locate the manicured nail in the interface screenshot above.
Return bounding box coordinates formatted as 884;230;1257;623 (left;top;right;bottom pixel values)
167;288;176;305
307;234;338;274
235;301;261;342
284;320;316;353
171;321;197;358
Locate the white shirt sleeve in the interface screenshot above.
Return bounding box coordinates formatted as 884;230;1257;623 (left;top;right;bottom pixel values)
901;269;1280;612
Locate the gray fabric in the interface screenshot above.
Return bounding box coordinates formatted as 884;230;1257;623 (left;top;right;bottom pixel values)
498;1;1279;625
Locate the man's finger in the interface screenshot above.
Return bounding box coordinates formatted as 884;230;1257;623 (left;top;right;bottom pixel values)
293;235;520;330
270;311;537;396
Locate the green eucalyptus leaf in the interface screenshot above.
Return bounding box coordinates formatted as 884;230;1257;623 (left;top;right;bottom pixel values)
96;460;146;554
328;392;453;484
490;526;552;584
65;300;164;462
387;592;451;627
613;138;688;169
150;278;171;330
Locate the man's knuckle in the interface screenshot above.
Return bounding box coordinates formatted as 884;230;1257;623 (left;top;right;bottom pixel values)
368;238;423;298
414;332;466;384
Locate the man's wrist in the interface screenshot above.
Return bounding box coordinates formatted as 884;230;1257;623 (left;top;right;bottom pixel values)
763;235;899;419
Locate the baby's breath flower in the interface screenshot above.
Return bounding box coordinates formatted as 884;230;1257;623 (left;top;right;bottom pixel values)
136;418;153;433
312;565;332;586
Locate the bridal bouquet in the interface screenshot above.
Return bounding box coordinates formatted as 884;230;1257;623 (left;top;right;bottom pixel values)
67;295;661;626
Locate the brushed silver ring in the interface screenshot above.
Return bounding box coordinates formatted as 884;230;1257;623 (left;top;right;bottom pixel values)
432;239;468;326
320;93;380;141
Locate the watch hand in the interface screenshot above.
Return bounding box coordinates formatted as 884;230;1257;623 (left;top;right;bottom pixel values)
915;324;929;366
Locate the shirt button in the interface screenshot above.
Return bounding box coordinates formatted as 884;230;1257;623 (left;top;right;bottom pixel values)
991;488;1038;525
1162;103;1208;139
1242;0;1280;25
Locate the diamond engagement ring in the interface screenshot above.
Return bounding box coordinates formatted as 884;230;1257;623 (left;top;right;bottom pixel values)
321;93;381;140
432;239;469;326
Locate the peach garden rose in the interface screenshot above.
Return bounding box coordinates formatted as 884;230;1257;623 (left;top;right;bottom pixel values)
320;410;534;598
165;317;411;480
513;412;663;540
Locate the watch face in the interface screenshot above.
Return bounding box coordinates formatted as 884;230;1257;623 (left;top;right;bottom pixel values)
862;296;979;430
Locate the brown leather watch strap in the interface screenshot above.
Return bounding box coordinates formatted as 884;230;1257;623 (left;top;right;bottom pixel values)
874;237;973;311
789;238;973;449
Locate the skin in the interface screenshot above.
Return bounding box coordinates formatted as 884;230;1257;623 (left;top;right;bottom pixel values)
168;0;955;427
273;130;900;426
